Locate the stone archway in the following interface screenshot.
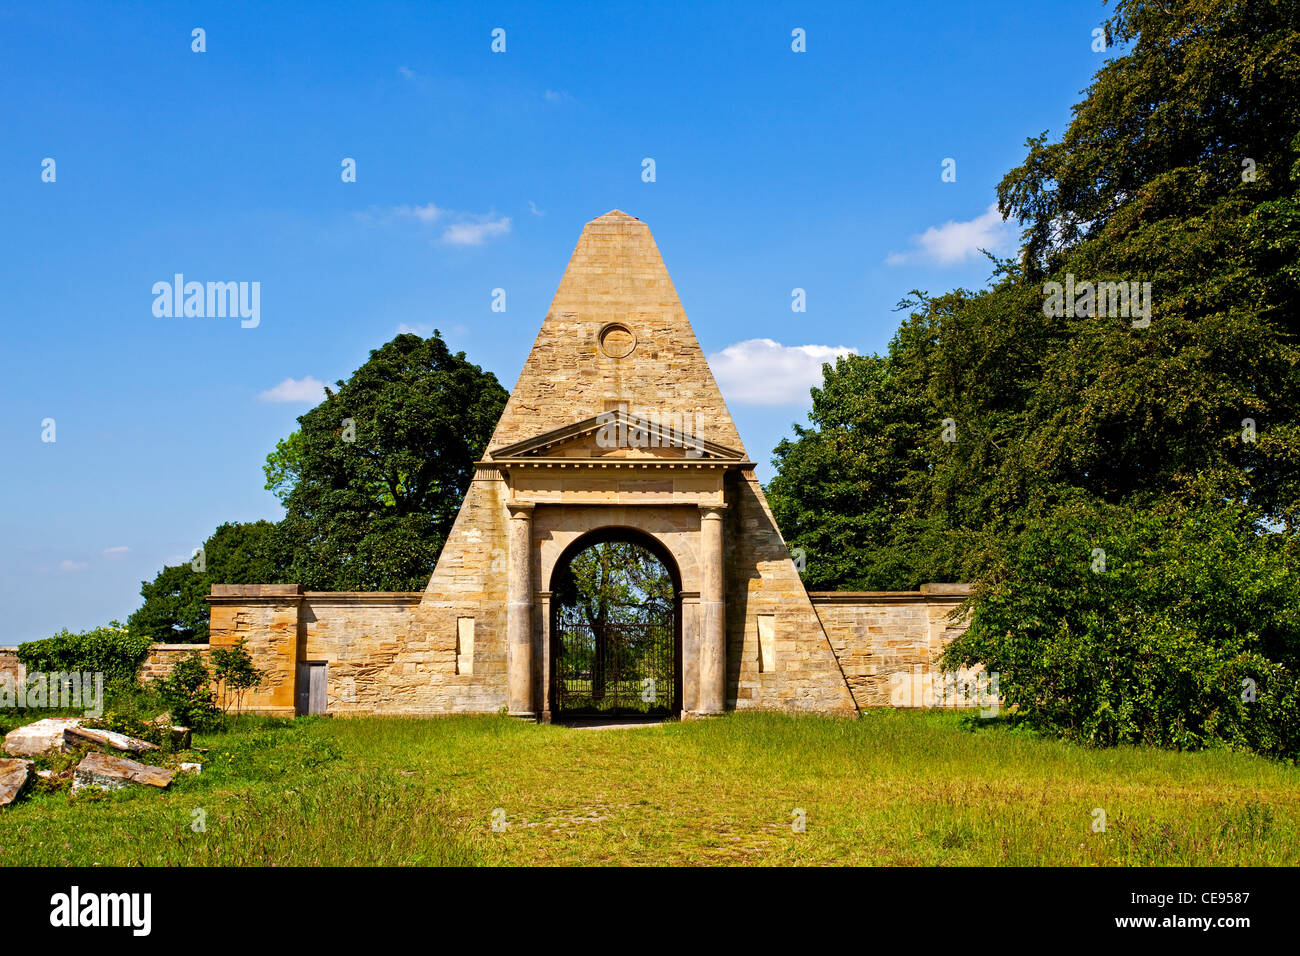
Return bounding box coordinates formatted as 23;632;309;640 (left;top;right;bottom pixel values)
547;526;683;720
413;210;859;721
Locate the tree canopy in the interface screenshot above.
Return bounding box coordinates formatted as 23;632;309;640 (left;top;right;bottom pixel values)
768;0;1300;755
127;331;508;639
129;521;282;643
264;332;508;591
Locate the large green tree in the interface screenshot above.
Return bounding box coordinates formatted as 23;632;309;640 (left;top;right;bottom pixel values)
129;520;282;643
768;0;1300;754
264;331;508;590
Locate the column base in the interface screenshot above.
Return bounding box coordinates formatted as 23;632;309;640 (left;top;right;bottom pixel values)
682;709;725;720
508;710;538;721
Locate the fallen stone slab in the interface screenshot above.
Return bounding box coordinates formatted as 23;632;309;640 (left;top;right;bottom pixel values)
0;758;33;807
2;718;82;756
65;725;159;754
73;752;175;792
179;763;201;775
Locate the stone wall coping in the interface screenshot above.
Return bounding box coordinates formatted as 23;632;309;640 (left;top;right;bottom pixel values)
207;585;423;606
303;592;423;607
209;584;303;598
809;584;971;605
148;644;212;652
919;583;974;595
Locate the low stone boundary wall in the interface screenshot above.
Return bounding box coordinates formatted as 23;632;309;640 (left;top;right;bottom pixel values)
0;648;23;686
810;584;972;709
0;644;208;689
203;583;974;717
10;583;974;718
140;644;210;684
207;585;426;717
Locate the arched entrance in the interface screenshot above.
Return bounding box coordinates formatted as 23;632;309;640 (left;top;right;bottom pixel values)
548;527;683;720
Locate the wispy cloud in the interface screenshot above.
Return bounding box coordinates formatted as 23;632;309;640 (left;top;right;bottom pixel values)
393;203;444;224
258;376;326;403
58;559;89;572
361;203;512;247
102;546;130;559
886;202;1015;266
396;65;435;91
708;338;857;405
441;215;512;247
543;89;574;104
528;200;545;217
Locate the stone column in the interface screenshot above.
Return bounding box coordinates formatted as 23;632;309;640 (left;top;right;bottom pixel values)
698;504;727;715
537;591;552;723
506;502;535;718
679;591;700;715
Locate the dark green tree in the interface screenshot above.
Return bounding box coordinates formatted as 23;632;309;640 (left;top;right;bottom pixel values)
767;0;1300;754
265;331;508;590
128;521;282;643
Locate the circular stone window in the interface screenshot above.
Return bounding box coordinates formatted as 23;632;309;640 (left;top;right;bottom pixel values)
598;322;637;359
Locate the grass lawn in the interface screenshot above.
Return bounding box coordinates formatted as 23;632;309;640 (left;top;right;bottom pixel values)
2;710;1297;866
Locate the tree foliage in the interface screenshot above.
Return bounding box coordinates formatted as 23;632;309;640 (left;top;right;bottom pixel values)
265;332;507;590
16;621;152;688
767;0;1300;755
128;521;282;643
554;541;675;631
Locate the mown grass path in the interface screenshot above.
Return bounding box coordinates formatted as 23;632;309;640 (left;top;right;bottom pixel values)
2;711;1297;866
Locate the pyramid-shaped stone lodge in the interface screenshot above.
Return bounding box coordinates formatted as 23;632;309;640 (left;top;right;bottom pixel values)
410;210;855;717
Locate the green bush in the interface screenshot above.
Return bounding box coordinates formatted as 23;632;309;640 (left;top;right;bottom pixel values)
941;497;1300;759
154;653;221;732
16;621;152;687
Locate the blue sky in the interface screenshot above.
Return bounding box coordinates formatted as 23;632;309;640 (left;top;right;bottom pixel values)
0;0;1114;642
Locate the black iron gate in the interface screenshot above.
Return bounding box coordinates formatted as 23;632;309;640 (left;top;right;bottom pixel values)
553;618;677;718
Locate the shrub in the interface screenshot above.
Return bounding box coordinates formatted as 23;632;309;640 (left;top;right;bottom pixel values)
941;497;1300;759
154;653;221;732
210;638;267;722
16;621;152;687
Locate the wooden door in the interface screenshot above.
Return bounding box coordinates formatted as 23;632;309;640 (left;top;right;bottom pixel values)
297;662;328;715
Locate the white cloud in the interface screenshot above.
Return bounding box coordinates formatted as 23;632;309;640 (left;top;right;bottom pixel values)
543;89;573;104
397;322;434;336
58;559;89;572
708;339;857;405
528;200;545;217
362;204;512;248
886;202;1015;266
393;203;444;223
258;376;326;403
102;546;129;559
441;215;512;246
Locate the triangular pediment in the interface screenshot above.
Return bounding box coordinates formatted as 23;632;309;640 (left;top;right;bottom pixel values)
488;409;748;463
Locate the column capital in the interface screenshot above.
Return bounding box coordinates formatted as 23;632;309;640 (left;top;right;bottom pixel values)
698;503;728;520
507;501;536;518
